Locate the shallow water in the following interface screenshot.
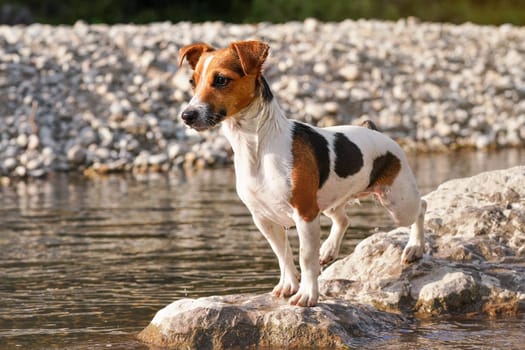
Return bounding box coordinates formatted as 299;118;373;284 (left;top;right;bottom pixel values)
0;149;524;349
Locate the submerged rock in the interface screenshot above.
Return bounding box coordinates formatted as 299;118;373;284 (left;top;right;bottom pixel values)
139;167;525;348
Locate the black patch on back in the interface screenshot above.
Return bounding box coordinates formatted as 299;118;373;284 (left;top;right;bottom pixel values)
368;151;397;188
292;122;330;188
259;76;273;102
333;133;364;178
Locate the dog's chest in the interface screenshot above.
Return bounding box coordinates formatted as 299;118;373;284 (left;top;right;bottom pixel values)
234;154;295;226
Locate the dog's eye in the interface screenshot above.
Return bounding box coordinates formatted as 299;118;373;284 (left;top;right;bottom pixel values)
189;78;195;88
212;74;231;88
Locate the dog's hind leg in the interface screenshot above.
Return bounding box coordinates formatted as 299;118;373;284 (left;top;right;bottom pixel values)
252;214;299;297
371;167;426;264
401;199;427;263
320;204;349;265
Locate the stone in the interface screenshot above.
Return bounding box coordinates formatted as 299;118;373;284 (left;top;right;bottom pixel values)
2;157;17;172
98;127;113;147
138;294;405;350
67;144;86;164
14;165;26;177
321;166;525;317
148;153;168;165
26;157;42;171
16;133;28;148
27;134;39;150
167;142;184;159
339;65;360;81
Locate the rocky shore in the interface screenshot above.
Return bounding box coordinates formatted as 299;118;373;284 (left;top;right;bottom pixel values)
138;166;525;349
1;19;525;177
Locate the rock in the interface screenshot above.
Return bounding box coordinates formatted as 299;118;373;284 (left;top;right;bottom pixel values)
138;293;405;350
67;144;86;164
139;167;525;348
148;153;168;165
27;134;39;150
320;166;525;317
26;157;42;171
79;127;97;146
167;142;184;159
14;165;26;177
98;127;113;147
16;134;28;148
339;65;360;81
2;157;17;172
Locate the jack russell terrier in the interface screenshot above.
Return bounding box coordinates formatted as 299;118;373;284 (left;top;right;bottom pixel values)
178;40;426;307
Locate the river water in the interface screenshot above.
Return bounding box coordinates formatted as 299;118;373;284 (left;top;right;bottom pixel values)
1;149;524;349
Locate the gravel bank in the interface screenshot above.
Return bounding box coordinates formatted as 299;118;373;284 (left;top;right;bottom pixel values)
1;19;524;177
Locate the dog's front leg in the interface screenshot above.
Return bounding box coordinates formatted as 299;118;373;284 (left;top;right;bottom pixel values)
252;214;299;297
289;212;320;307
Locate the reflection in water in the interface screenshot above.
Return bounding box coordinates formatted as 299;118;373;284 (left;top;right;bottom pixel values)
0;149;524;349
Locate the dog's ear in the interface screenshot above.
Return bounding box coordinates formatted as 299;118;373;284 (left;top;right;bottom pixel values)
230;40;269;76
178;43;215;69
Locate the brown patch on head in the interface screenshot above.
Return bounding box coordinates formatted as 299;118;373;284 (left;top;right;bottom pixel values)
290;137;321;222
368;151;401;188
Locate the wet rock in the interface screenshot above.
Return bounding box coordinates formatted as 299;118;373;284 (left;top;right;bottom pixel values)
138;293;405;350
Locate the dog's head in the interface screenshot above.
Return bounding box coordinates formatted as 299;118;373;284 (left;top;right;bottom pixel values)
178;40;270;131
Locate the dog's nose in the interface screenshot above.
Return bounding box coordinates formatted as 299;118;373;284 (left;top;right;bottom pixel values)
181;109;198;124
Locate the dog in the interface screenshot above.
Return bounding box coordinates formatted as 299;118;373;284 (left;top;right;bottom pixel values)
178;40;426;307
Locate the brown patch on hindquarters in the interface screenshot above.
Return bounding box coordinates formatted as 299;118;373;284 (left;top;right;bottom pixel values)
368;151;401;188
290;137;321;222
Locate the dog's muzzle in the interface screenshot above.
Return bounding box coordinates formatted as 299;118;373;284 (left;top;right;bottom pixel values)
180;106;226;131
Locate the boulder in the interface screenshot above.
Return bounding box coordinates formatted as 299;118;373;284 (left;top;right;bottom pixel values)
321;166;525;317
139;167;525;348
138;293;405;350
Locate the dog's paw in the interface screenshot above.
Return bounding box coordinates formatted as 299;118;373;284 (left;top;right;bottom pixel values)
272;279;299;298
401;243;424;264
319;239;339;265
288;285;318;307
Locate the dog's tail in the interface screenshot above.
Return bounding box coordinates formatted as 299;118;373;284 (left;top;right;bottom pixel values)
360;120;379;131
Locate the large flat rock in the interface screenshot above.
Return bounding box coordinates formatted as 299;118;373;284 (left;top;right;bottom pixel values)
138;293;405;349
139;166;525;348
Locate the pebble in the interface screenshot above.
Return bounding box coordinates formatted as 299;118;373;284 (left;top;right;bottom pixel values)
67;144;86;164
0;20;524;177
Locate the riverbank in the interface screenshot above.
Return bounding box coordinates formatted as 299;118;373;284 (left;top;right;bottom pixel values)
1;19;524;177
